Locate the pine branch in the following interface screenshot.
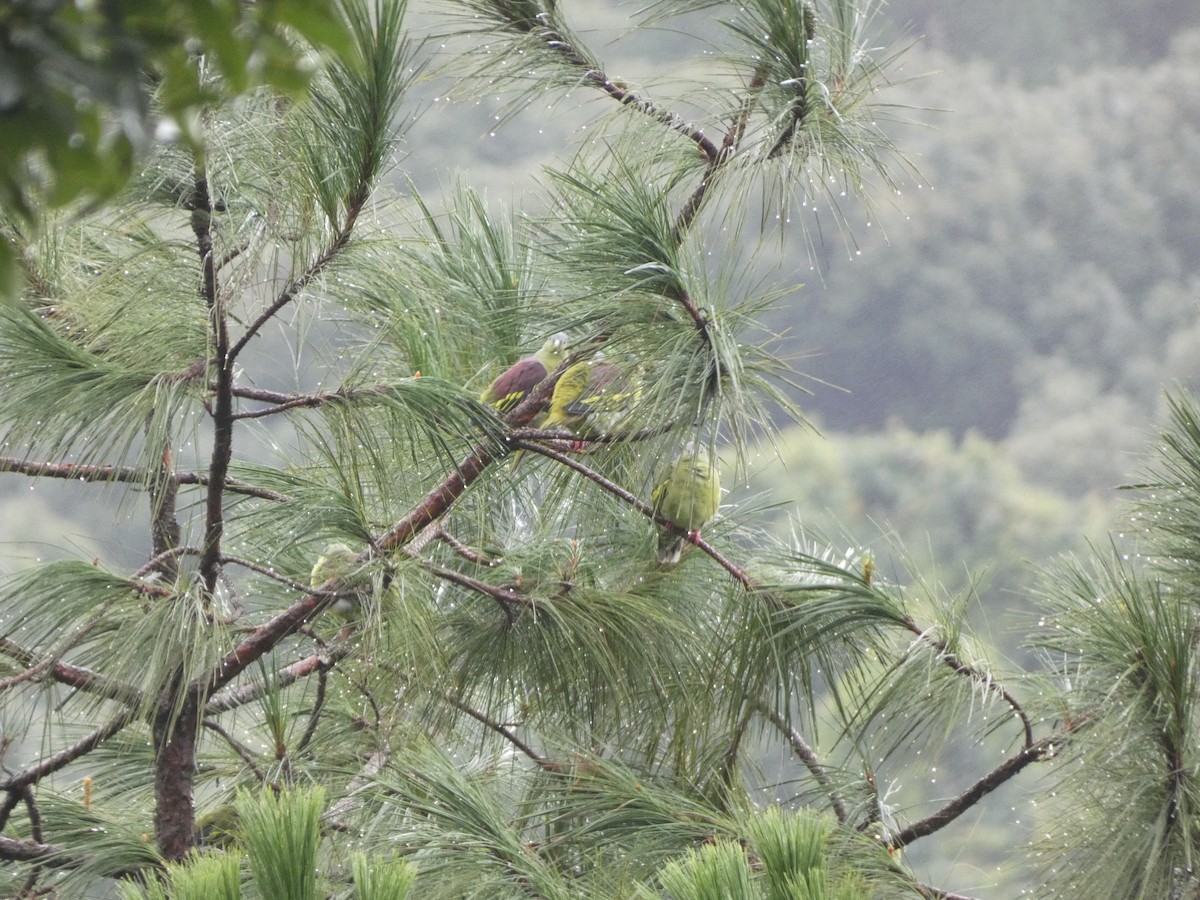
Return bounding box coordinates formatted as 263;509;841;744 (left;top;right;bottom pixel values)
0;709;138;791
671;164;722;245
671;68;766;242
415;557;530;623
446;692;556;770
0;834;147;878
901;622;1035;749
0;456;290;501
195;548;371;707
227;206;363;364
514;439;755;587
488;8;722;163
295;665;330;755
202;719;278;789
765;1;817;160
589;72;722;163
229;383;373;420
218;554;320;594
890;736;1059;849
0;638;144;707
194;164;233;601
347;673;384;730
717;708;754;796
376;357;567;552
0;606;111;694
228;381;434;421
197;591;346;700
0;456;146;483
758;703;848;823
377;441;507;552
519;437;1050;844
206;646;352;715
131;547;193;580
216;235;251;271
0;834;61;864
176;473;291;502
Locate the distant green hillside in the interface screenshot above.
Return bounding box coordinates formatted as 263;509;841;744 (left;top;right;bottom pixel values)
770;31;1200;498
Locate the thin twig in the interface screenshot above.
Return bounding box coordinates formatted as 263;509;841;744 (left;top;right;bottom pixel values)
218;554;321;594
228;219;360;362
202;720;276;789
0;456;291;503
509;414;680;448
0;457;145;484
513;439;755;588
347;675;384;731
415;557;529;622
229;384;382;420
503;14;721;162
586;71;722;162
295;666;330;755
132;546;193;580
717;709;754;795
174;473;291;502
671;69;765;243
217;235;251;271
446;693;555;770
433;527;496;565
758;704;849;823
0;605;114;694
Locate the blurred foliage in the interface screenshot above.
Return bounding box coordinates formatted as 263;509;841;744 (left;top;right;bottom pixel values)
749;422;1113;641
878;0;1200;82
0;0;353;289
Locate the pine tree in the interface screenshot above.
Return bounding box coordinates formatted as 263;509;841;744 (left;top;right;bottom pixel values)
3;1;1193;897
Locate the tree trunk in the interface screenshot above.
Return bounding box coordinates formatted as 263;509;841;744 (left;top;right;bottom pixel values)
152;690;198;861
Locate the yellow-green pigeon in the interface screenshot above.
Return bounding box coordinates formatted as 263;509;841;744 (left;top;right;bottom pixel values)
543;356;640;440
480;332;570;414
310;542;370;618
651;442;721;564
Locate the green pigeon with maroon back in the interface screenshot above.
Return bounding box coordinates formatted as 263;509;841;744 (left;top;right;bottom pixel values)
480;332;570;414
